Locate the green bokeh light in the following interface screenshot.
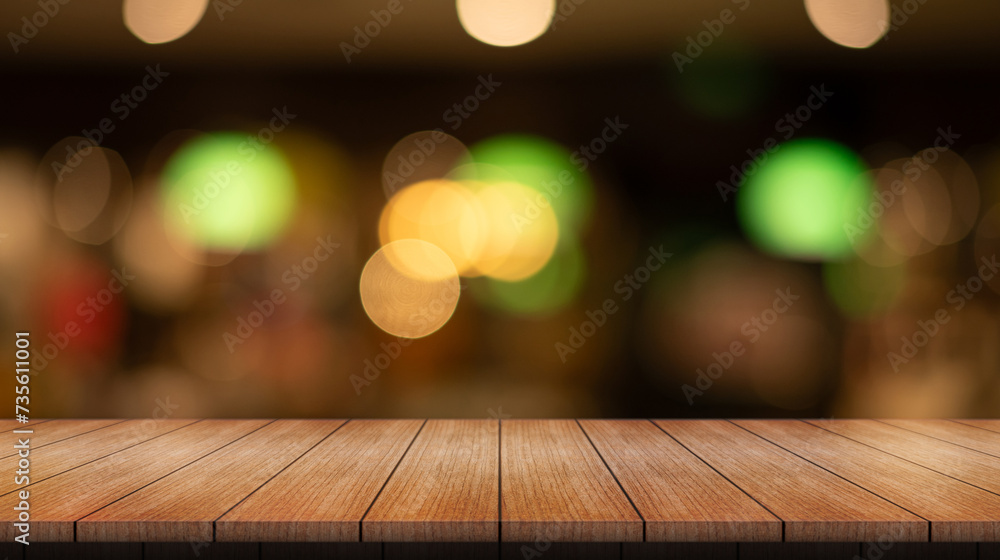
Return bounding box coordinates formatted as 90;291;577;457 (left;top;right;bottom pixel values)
463;134;593;233
161;133;297;251
737;139;872;261
471;238;585;316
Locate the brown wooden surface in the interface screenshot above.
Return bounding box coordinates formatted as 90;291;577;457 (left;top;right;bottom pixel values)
216;419;422;542
805;419;1000;496
0;420;267;541
880;419;1000;458
0;419;122;459
656;420;926;542
363;419;498;542
501;419;643;542
0;419;998;544
77;420;340;542
580;419;781;542
736;419;1000;541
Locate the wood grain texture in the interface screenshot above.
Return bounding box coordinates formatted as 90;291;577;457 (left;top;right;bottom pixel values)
656;420;926;542
0;419;268;541
0;419;197;496
953;419;1000;434
501;419;642;542
363;419;498;542
77;420;342;542
805;419;1000;496
0;419;122;459
737;420;1000;541
880;419;1000;459
216;419;423;542
580;419;780;542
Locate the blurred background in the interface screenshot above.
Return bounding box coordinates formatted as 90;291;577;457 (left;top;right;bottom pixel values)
2;0;1000;419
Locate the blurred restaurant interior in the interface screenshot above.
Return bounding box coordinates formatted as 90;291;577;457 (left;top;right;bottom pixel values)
2;0;1000;419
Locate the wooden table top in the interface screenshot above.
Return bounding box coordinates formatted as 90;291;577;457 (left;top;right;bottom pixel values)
2;419;999;544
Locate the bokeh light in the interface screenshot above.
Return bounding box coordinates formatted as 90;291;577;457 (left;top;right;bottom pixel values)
456;0;555;47
382;131;469;199
360;239;461;339
123;0;209;44
160;132;297;255
472;237;585;316
34;138;134;246
379;179;487;276
737;139;872;261
804;0;889;49
463;134;593;233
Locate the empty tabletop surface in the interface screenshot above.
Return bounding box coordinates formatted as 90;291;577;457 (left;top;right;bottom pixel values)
2;419;999;543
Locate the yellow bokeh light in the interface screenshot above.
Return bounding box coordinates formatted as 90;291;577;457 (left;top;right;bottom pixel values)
123;0;209;44
360;239;461;339
804;0;889;49
456;0;555;47
379;179;487;277
470;180;559;281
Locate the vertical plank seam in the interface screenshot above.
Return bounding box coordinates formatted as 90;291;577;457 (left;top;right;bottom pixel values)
732;421;931;540
805;419;1000;501
874;419;1000;460
575;419;645;542
359;419;428;542
0;419;131;461
647;419;786;542
0;418;205;499
498;417;502;552
72;419;278;540
212;419;353;540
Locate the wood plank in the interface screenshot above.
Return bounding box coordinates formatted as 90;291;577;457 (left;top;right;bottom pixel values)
78;420;342;542
363;419;498;542
0;419;269;541
579;419;780;542
805;419;1000;496
0;419;198;496
655;420;926;542
879;419;1000;459
0;419;123;459
952;419;1000;434
500;419;642;542
216;419;423;542
737;420;1000;541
